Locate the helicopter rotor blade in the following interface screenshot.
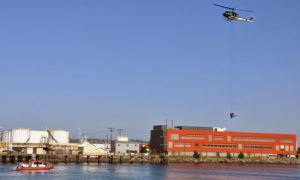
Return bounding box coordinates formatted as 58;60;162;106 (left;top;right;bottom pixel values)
213;4;235;10
236;8;253;12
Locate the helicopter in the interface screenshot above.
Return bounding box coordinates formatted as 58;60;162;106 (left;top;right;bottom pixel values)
214;4;254;22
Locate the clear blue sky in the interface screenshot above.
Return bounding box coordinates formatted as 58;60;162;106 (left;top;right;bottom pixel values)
0;0;299;141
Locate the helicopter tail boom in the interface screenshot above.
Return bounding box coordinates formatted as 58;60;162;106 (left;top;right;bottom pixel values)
236;15;255;22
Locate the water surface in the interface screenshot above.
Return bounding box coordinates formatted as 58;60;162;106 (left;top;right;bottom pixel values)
0;163;299;179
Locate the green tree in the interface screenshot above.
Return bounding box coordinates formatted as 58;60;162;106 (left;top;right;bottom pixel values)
140;146;147;153
226;153;232;159
193;151;200;159
238;152;244;159
150;149;157;155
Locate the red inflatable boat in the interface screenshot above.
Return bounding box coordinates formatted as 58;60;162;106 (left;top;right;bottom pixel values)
16;160;54;171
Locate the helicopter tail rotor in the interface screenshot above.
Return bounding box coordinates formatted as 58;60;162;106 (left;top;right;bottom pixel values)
247;15;255;22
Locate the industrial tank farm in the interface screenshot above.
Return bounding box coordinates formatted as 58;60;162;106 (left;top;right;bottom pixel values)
1;128;69;144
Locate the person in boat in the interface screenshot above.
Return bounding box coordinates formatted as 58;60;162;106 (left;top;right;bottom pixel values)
230;112;237;119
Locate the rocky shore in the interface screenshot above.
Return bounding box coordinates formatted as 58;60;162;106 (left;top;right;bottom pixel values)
167;156;300;165
1;154;299;165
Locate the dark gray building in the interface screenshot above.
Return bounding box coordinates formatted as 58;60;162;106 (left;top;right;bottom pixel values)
150;125;167;152
175;126;214;131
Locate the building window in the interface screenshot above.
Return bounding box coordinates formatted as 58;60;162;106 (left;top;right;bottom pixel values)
244;144;272;149
203;144;236;149
233;136;276;142
280;138;294;143
291;145;294;151
276;145;279;151
280;145;284;151
195;143;199;148
174;142;191;147
214;135;224;141
169;142;173;148
171;134;179;140
239;144;242;150
227;136;231;142
286;145;289;151
181;136;204;140
208;135;212;141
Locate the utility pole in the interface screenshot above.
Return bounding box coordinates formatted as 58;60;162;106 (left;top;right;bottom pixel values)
78;128;81;143
0;126;3;141
108;128;114;152
117;129;123;136
106;131;109;149
166;119;168;129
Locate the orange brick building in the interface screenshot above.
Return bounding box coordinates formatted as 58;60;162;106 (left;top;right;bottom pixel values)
150;125;297;157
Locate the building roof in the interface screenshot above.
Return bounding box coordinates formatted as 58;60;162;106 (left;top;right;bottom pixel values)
153;125;167;130
93;144;103;149
115;141;141;144
117;136;129;142
175;126;214;131
78;142;93;147
93;143;110;149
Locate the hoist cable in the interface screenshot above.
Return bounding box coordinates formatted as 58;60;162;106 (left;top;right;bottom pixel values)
230;22;234;113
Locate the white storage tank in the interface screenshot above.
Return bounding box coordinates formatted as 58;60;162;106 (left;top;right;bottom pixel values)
1;130;10;143
11;128;30;143
48;129;69;144
29;130;48;143
8;130;12;144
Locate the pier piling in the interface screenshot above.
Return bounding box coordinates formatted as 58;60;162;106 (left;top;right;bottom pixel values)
97;156;101;164
17;156;23;162
53;155;56;164
9;156;15;163
65;155;68;163
109;155;113;164
87;155;90;164
2;156;7;163
76;155;79;163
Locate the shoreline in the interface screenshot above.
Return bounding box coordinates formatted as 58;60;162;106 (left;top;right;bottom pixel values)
1;154;300;165
168;156;300;165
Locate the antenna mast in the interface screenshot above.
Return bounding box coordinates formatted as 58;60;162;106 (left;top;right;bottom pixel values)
117;129;123;136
